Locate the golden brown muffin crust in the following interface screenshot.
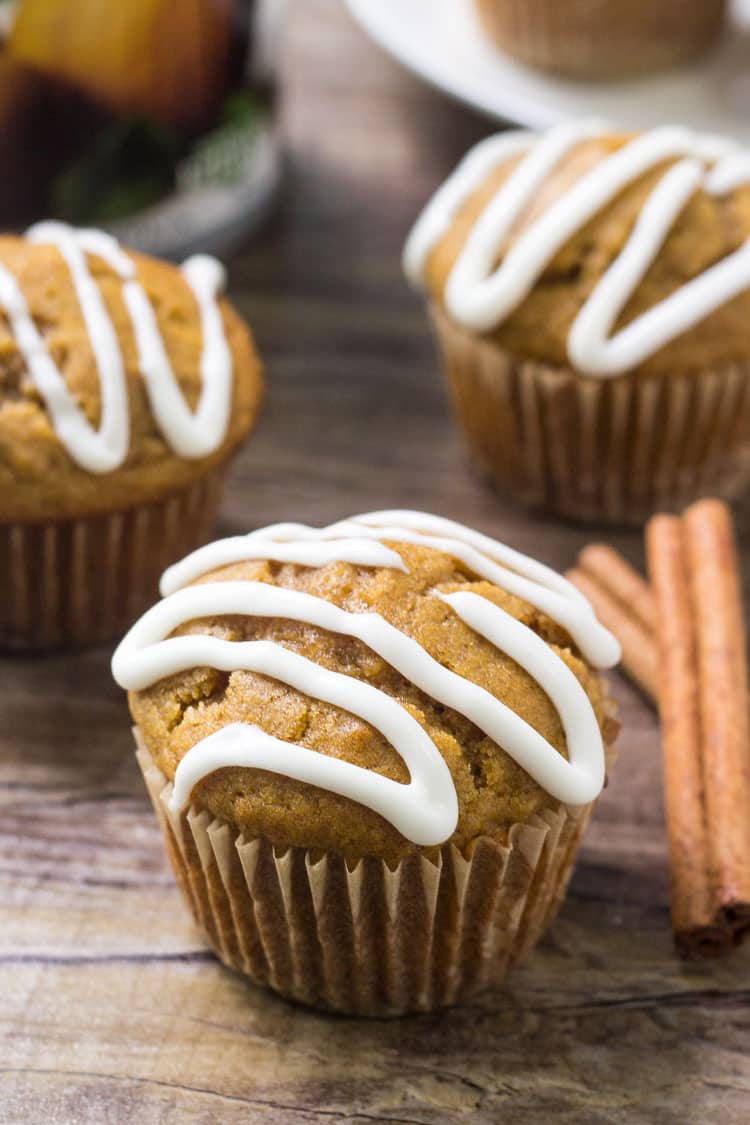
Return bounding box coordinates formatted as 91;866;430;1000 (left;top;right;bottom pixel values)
424;133;750;377
130;541;616;866
0;236;263;522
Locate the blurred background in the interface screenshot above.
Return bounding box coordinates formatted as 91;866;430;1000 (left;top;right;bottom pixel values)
0;0;283;255
0;0;746;258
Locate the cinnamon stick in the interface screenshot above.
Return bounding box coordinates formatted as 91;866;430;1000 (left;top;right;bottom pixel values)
683;501;750;941
569;512;750;957
578;544;657;632
566;547;657;702
647;500;750;957
646;514;729;957
567;565;658;702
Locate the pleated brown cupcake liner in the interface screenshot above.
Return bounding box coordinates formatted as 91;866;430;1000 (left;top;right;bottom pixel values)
0;467;225;652
432;306;750;526
136;729;617;1017
472;0;727;78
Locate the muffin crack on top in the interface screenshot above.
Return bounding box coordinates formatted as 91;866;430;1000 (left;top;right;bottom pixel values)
115;512;619;866
410;127;750;376
157;559;597;805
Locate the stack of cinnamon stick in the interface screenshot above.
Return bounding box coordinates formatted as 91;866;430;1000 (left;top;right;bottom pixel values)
567;499;750;959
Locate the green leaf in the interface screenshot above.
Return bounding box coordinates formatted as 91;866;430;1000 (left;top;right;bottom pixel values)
52;116;181;224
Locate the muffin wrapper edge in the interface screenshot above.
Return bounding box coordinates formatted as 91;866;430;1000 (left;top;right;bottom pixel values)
0;467;225;651
136;727;617;1017
432;305;750;526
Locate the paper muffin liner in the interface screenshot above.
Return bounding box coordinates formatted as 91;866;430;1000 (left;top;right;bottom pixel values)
0;467;225;652
136;727;617;1017
431;306;750;526
472;0;726;79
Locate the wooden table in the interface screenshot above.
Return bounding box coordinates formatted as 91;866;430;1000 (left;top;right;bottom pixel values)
4;3;750;1122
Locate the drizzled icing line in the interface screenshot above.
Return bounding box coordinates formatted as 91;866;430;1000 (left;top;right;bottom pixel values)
111;510;620;846
0;221;233;473
403;122;750;377
112;511;620;846
160;510;615;665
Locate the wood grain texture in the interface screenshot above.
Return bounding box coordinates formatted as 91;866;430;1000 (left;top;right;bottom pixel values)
3;2;750;1121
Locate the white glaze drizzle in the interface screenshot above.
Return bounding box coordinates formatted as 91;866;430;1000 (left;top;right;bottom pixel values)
0;221;233;472
160;511;616;667
113;512;620;845
403;122;750;377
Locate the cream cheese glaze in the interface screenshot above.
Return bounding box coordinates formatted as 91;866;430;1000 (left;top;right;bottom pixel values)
113;512;619;847
404;122;750;377
0;221;232;473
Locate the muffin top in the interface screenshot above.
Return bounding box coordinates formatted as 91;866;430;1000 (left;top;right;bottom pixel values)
113;511;619;866
0;222;263;522
405;123;750;378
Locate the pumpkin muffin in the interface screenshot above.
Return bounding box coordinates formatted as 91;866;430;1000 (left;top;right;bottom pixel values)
0;221;262;649
405;122;750;524
113;510;619;1015
473;0;727;79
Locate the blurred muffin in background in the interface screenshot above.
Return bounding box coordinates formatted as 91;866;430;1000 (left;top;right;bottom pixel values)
405;121;750;524
473;0;727;79
0;222;263;650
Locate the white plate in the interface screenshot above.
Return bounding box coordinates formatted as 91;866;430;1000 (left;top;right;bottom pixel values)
347;0;750;143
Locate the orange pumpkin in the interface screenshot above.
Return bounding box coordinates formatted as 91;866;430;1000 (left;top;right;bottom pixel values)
9;0;238;131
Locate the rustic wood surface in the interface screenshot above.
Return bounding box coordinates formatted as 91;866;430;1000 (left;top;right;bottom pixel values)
3;2;750;1122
